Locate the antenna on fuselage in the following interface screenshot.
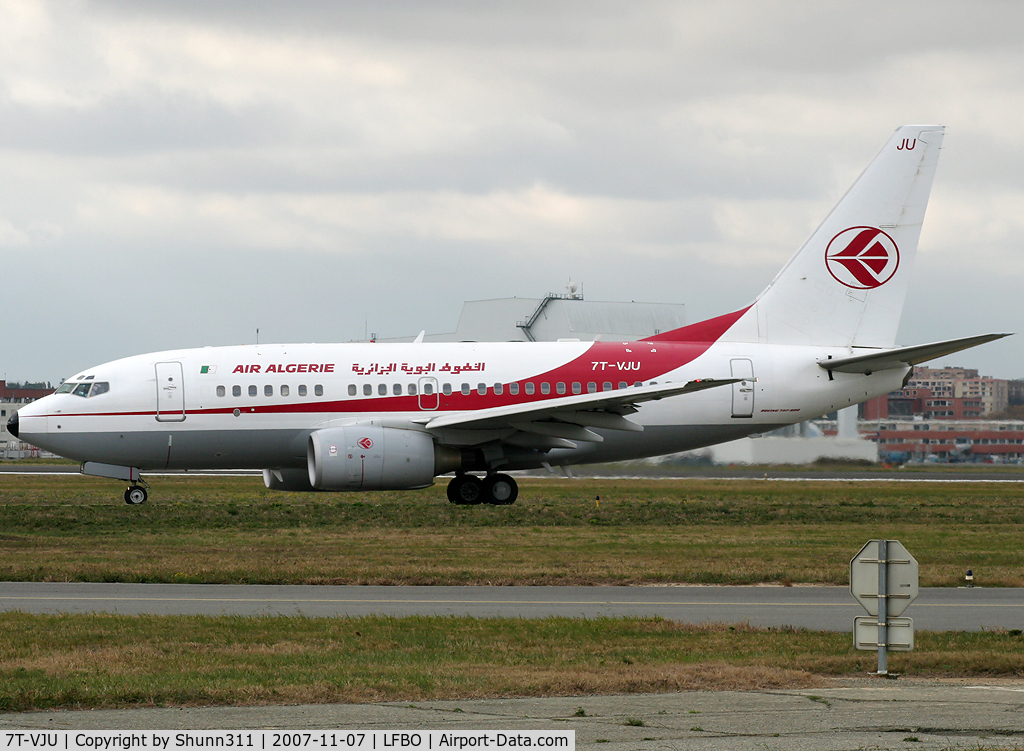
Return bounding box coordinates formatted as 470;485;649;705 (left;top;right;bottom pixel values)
256;328;260;345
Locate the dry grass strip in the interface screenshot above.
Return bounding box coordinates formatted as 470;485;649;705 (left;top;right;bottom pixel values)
2;614;1022;711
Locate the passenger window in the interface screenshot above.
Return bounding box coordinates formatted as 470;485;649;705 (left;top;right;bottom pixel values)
509;383;519;395
393;383;402;395
572;382;581;394
540;382;550;395
217;386;226;397
423;383;434;395
461;383;471;395
525;383;534;395
363;384;372;396
603;382;612;391
618;382;627;389
442;383;452;396
90;382;109;397
348;384;357;396
299;385;307;396
264;385;273;397
378;383;387;396
249;385;257;397
556;382;566;395
314;385;323;396
280;385;289;397
408;383;417;396
233;385;242;397
494;383;503;395
588;382;597;393
477;383;486;395
634;381;643;387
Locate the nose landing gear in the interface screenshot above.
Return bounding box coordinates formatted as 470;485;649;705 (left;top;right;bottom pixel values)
124;482;149;505
79;462;149;505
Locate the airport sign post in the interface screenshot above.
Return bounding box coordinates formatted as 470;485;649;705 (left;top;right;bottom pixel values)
850;539;919;675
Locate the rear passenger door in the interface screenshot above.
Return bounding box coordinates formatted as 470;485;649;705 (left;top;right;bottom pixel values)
730;358;754;418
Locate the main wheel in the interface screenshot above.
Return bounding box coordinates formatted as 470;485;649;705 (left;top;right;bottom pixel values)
447;474;483;505
124;486;148;505
483;474;518;505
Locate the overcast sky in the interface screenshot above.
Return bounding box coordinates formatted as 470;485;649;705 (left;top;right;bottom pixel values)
2;0;1022;383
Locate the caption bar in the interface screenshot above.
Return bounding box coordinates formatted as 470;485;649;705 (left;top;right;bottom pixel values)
4;733;573;751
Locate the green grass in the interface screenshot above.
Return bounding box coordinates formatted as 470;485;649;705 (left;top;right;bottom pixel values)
2;475;1023;585
1;613;1023;711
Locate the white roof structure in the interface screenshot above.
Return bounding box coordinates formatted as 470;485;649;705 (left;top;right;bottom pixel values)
375;295;688;343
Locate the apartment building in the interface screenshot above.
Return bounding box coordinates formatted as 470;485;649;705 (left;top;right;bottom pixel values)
861;366;1010;420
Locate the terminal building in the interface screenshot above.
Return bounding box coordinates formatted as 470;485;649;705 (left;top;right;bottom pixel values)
862;418;1024;463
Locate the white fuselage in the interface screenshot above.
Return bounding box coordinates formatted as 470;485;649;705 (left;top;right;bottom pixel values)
16;338;906;472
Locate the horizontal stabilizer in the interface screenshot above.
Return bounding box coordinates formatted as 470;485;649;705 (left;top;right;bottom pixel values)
818;333;1012;375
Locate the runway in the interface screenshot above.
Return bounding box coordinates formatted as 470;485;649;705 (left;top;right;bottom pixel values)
2;582;1021;631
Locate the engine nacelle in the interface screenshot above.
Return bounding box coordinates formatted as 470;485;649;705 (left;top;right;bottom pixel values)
308;426;454;491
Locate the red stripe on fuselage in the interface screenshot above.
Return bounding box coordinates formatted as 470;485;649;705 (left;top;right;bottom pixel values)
45;335;728;420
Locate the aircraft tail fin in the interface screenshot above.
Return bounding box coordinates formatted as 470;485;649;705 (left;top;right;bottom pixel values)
652;125;945;348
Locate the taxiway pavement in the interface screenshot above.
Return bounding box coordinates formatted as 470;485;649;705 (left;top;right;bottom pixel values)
3;582;1022;631
4;682;1024;750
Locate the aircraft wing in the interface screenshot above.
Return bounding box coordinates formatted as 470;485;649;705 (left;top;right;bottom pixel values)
817;333;1011;375
419;378;738;447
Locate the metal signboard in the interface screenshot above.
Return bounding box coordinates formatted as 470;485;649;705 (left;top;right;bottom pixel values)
854;616;914;652
850;539;919;617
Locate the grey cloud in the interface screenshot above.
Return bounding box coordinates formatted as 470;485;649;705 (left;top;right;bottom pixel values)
0;90;296;156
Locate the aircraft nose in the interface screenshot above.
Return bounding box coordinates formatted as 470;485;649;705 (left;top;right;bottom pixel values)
7;411;18;438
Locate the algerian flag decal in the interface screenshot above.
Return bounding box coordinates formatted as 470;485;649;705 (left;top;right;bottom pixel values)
200;365;217;374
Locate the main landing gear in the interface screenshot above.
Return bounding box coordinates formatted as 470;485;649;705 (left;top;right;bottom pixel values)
446;473;518;506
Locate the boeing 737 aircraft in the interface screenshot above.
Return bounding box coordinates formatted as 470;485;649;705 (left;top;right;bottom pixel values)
9;125;1009;505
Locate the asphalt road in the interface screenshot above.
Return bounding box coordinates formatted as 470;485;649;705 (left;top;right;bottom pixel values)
3;582;1022;631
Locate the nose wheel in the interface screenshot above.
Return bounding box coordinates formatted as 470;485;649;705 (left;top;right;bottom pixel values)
124;484;148;505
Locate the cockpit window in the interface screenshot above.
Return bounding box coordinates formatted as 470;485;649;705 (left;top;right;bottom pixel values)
69;381;110;398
